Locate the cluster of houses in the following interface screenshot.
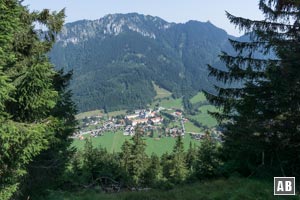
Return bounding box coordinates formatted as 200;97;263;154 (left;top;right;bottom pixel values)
165;127;185;137
190;127;223;141
190;132;206;140
123;109;163;136
81;115;102;127
74;107;223;142
73;118;126;140
74;109;165;139
209;128;224;142
125;109;163;126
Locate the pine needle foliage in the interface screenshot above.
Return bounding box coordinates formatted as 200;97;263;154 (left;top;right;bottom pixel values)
205;0;300;178
0;1;76;199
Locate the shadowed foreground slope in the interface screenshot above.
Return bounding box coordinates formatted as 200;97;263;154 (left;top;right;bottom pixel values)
41;177;298;200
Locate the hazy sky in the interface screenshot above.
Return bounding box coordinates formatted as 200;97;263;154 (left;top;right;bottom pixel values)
22;0;263;36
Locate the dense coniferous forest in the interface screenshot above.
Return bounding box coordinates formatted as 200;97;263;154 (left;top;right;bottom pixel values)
1;0;300;199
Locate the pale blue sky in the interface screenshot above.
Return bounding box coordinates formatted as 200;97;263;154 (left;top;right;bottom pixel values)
22;0;263;36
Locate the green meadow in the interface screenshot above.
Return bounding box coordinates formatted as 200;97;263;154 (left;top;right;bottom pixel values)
184;121;203;133
189;105;218;128
187;92;218;128
153;82;172;99
75;109;103;120
150;97;183;110
72;131;199;156
190;92;206;104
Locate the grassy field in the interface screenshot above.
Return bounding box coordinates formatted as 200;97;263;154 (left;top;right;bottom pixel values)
168;121;181;128
76;109;127;120
144;133;198;156
153;82;172;99
76;110;103;120
184;121;203;133
188;105;218;128
190;92;206;104
188;92;219;128
107;110;127;117
72;131;199;156
41;177;297;200
150;97;183;110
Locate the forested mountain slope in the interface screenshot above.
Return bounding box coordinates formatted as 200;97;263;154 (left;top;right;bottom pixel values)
50;13;235;112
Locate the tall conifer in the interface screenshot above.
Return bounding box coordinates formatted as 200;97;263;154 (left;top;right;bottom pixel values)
169;136;188;183
129;126;148;186
206;0;300;178
0;1;76;198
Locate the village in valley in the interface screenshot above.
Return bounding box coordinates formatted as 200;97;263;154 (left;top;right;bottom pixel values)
71;91;223;155
72;105;223;143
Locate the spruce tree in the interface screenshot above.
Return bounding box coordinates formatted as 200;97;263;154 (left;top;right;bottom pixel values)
168;136;188;183
81;138;98;182
24;70;77;196
0;2;46;198
205;0;300;178
0;1;76;199
186;142;197;174
143;154;162;186
195;134;221;179
128;126;148;186
120;140;132;173
161;152;172;181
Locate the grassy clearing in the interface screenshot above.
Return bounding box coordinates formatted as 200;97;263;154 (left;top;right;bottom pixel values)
198;105;219;113
107;110;127;117
168;121;181;128
153;82;172;99
76;109;127;120
188;92;220;128
190;92;206;104
184;121;203;133
72;132;198;156
72;131;127;152
144;134;198;156
75;110;102;120
188;105;218;128
42;177;296;200
151;97;183;110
